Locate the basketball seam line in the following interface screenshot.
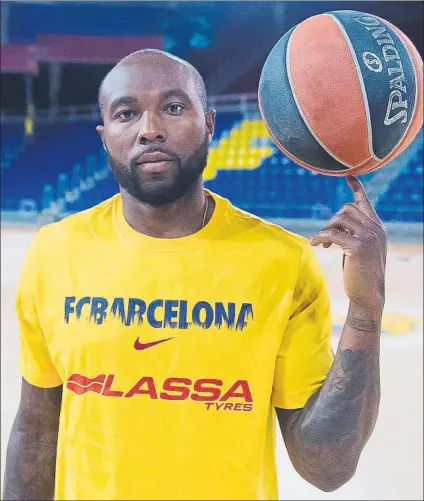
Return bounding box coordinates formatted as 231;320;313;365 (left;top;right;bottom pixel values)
326;13;380;164
258;91;347;176
259;74;349;176
286;24;355;170
376;16;418;163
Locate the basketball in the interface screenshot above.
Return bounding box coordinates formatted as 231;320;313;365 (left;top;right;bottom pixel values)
258;10;423;176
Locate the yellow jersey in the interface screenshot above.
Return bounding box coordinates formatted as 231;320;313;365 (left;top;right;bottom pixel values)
17;190;333;500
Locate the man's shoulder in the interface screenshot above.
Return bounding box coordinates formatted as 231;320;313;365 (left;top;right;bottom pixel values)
223;202;326;283
223;197;310;254
35;195;118;250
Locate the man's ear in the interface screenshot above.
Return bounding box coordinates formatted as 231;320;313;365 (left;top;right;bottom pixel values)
96;125;107;151
205;109;216;143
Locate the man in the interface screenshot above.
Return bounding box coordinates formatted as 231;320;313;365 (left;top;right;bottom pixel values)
3;49;387;500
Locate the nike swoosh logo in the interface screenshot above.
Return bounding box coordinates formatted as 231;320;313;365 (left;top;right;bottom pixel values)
134;337;173;351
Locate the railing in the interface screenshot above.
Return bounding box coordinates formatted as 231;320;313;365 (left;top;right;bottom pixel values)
1;105;100;124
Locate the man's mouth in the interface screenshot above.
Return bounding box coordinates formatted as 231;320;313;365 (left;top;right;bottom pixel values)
137;160;174;173
135;152;175;173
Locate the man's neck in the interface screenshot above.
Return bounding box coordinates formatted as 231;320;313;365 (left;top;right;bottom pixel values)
120;183;213;239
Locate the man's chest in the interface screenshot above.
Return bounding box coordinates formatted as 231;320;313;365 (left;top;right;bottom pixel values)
39;254;294;376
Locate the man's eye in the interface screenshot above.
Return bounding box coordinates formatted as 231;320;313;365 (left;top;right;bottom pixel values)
116;110;134;120
166;104;184;115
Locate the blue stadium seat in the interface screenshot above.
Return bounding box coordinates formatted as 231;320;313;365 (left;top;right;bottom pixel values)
1;121;101;211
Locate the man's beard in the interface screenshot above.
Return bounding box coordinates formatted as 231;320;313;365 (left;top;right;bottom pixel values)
106;135;209;206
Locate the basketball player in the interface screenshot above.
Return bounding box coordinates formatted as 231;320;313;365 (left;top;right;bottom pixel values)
3;50;387;500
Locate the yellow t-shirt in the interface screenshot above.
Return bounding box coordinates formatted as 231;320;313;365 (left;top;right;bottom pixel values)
17;190;333;500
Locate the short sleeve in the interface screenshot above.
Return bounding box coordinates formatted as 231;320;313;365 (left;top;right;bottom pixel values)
272;243;334;409
16;230;62;388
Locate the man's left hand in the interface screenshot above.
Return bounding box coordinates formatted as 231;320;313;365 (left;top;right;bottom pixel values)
310;176;388;314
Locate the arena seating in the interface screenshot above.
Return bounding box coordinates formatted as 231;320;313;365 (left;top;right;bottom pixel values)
1;114;423;222
1;121;100;211
1;124;24;172
376;144;423;222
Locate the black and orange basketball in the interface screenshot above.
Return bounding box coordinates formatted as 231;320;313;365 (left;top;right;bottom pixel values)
258;10;423;176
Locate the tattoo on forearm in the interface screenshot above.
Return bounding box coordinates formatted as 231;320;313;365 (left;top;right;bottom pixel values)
302;348;371;445
277;307;382;490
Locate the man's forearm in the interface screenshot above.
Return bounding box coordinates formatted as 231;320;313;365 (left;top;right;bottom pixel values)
280;302;382;491
3;412;58;500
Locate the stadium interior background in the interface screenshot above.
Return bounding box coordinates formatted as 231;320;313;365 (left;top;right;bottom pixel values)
1;1;423;500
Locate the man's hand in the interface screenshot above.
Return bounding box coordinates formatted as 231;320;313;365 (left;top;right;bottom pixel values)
276;177;385;492
310;176;388;313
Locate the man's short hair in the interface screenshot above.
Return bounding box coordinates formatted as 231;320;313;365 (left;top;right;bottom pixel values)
98;49;207;118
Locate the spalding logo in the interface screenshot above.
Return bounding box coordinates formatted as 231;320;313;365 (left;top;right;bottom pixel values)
354;15;409;126
362;52;383;73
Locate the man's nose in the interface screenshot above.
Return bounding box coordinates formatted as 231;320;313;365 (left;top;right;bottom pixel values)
137;112;166;144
